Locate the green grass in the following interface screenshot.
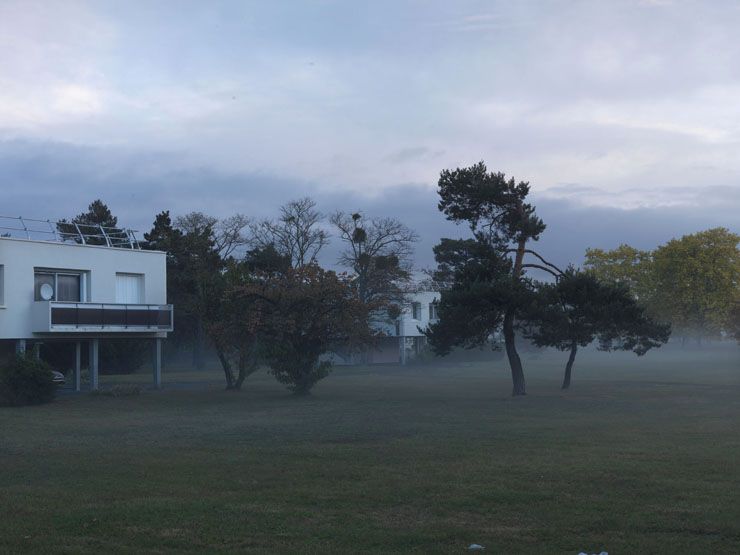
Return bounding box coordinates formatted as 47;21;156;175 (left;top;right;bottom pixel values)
1;347;739;553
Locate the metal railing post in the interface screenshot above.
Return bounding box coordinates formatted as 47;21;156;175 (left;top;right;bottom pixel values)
73;222;86;244
99;225;111;247
19;216;30;239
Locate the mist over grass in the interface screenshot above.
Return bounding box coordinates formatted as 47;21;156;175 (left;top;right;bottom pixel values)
2;345;738;552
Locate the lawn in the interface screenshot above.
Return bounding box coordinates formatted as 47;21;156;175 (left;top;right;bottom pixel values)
1;346;739;554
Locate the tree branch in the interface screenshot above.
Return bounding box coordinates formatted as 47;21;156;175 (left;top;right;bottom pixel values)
521;264;562;278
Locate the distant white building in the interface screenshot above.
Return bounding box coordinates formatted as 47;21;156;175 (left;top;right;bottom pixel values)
0;216;172;390
366;290;440;364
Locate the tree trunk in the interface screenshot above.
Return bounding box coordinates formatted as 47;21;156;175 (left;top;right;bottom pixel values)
216;349;236;390
562;341;577;390
501;235;528;397
234;346;255;390
503;309;526;396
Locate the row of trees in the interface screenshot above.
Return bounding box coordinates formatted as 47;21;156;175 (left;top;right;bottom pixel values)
138;199;418;393
62;170;737;397
585;228;740;343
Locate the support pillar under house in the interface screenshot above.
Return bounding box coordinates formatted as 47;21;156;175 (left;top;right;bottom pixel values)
74;341;82;392
152;338;162;389
89;339;99;391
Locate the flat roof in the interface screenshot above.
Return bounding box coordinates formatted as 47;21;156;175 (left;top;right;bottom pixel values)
0;236;166;255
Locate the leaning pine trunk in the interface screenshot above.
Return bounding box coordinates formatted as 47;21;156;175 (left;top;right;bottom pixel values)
502;234;528;397
503;310;526;396
562;341;577;390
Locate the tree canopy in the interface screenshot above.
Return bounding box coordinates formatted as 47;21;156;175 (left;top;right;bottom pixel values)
57;199;126;246
230;264;375;394
651;228;739;341
524;269;670;389
585;228;740;342
584;244;655;304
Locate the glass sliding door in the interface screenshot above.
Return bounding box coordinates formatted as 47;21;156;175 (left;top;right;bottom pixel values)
56;274;81;302
34;270;82;301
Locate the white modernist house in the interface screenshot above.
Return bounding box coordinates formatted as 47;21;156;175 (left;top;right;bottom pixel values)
0;217;172;390
369;290;440;364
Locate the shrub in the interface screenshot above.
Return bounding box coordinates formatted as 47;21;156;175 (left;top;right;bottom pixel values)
0;354;56;407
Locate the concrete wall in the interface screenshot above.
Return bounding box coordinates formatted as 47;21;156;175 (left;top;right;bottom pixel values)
0;237;167;340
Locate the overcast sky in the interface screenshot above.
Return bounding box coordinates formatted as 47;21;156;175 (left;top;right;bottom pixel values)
1;0;739;269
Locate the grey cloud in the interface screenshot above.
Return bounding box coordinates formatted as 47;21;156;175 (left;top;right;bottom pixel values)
2;140;737;274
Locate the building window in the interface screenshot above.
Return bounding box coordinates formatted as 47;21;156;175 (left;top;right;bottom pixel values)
429;302;439;321
116;273;144;303
34;270;82;302
412;302;422;320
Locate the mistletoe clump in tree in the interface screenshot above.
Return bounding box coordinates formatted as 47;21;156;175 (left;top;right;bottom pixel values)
426;162;559;396
331;211;418;323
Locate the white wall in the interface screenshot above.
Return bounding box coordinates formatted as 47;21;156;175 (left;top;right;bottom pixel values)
375;291;439;338
0;237;167;339
397;291;440;337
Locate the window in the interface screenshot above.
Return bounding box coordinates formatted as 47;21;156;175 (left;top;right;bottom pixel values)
34;270;82;302
429;302;439;321
116;273;144;303
412;302;422;320
0;265;4;305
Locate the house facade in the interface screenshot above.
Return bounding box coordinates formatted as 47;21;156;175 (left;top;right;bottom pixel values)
0;217;172;390
367;290;440;364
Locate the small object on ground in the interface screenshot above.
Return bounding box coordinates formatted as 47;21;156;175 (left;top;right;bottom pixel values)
578;551;607;555
467;544;485;551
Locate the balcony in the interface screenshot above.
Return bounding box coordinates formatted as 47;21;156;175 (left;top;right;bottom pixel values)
33;302;173;333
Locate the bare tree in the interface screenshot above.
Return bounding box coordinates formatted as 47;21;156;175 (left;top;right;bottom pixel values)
330;211;418;309
251;198;329;268
175;212;250;259
214;214;251;259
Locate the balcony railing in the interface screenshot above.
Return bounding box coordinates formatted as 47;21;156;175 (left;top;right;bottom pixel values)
0;215;141;248
33;302;173;333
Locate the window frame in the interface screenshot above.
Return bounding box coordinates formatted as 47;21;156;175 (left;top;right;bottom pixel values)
34;269;85;302
115;272;145;304
411;302;422;320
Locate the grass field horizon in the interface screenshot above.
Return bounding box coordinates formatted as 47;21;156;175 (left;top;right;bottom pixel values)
2;345;739;553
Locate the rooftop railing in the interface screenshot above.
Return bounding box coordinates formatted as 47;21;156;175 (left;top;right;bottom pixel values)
0;215;141;248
